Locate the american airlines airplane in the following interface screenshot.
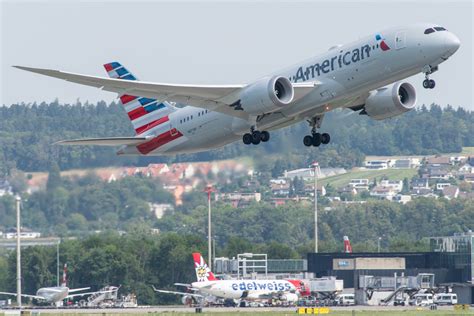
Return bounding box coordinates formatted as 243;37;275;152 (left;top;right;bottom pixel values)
153;253;309;304
15;23;460;155
0;264;113;306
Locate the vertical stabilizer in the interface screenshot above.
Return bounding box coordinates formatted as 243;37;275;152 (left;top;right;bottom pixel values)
192;253;216;282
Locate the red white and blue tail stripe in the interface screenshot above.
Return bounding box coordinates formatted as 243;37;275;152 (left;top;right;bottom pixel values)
103;62;176;136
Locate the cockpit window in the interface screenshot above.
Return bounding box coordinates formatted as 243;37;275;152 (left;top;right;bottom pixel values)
424;28;435;34
434;27;446;31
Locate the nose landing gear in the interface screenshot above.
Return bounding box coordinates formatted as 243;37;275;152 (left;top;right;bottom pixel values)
422;65;436;89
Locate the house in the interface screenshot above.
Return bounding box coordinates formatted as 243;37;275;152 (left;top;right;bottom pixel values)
410;188;437;198
412;178;430;189
459;164;473;174
304;184;327;197
284;168;315;180
436;183;451;191
149;203;174;219
365;159;393;170
429;167;453;180
450;156;467;164
393;194;412;204
270;181;291;196
0;180;13;196
394;158;421;169
464;174;474;183
5;227;41;239
370;186;397;200
426;156;451;166
349;179;370;191
216;192;261;208
379;180;404;193
442;186;459;200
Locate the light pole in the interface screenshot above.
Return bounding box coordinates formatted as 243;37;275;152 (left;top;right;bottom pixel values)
15;195;21;308
204;185;215;270
378;237;382;253
312;162;320;253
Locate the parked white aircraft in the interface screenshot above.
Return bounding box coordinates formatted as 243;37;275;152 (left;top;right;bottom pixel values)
153;253;309;303
0;264;112;305
15;23;459;155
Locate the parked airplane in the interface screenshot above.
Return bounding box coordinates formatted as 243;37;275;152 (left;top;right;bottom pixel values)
153;253;309;304
15;23;459;155
0;264;112;306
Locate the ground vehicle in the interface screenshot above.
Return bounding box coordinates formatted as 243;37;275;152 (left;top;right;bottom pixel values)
336;294;355;306
434;293;457;305
409;293;434;306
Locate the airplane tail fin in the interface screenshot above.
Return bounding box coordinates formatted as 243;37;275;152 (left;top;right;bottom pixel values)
192;253;216;282
343;236;353;253
61;263;67;287
103;62;177;135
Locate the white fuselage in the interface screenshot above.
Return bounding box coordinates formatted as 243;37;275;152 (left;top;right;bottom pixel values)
36;286;69;303
121;23;459;155
191;279;298;301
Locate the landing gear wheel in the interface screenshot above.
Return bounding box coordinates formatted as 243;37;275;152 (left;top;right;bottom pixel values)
260;131;270;142
429;79;436;89
312;133;322;147
251;131;261;145
303;135;313;147
242;133;252;145
423;79;431;89
321;133;331;144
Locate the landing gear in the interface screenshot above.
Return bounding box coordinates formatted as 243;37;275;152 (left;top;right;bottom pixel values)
423;79;435;89
422;65;436;89
303;131;331;147
304;116;330;147
242;130;270;145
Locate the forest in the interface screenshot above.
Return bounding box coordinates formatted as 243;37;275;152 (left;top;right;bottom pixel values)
1;102;472;172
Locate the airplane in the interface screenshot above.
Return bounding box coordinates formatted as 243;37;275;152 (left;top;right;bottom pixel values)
0;264;113;306
152;253;310;304
343;236;353;253
14;23;460;155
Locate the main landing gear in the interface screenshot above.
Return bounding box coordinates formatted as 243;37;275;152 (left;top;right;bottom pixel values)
242;130;270;145
422;65;436;89
303;131;330;147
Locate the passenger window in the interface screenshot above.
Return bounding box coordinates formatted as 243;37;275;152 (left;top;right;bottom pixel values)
424;28;435;34
434;27;446;31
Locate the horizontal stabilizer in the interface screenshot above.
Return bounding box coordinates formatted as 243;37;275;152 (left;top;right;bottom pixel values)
55;137;150;146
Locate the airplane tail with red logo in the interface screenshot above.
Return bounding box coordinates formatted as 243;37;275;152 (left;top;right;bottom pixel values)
343;236;353;253
103;62;177;136
192;253;216;282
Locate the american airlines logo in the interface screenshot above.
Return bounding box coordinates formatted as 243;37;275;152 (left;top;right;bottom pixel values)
291;44;373;82
231;281;292;291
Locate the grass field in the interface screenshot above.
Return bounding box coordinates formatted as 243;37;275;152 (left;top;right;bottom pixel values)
318;168;417;189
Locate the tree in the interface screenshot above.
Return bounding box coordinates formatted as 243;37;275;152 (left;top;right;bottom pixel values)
46;163;62;191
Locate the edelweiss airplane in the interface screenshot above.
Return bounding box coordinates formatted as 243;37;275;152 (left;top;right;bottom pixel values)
153;253;309;303
15;23;459;155
0;264;112;306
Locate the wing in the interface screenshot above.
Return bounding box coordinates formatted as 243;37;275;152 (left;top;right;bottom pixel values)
55;136;150;146
14;66;317;120
0;292;45;300
67;287;91;293
66;289;115;299
152;286;203;298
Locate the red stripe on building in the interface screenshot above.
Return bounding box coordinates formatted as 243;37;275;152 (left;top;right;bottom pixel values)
120;94;137;104
135;116;169;134
127;107;147;120
104;64;114;72
136;129;183;154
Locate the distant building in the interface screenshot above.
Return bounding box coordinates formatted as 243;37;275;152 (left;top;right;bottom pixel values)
410;188;437;198
442;186;459;200
459;164;473;174
450;156;467;164
436;183;451;191
365;160;393;170
426;156;451;166
349;179;370;191
429;167;453;180
270;181;290;196
149;203;174;219
464;174;474;183
412;178;430;190
394;158;421;169
216;192;261;208
393;194;412;204
379;180;403;193
5;227;41;239
284;168;314;180
370;186;397;200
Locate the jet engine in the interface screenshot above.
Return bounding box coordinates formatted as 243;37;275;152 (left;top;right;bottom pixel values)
237;76;294;115
280;292;299;303
363;82;416;120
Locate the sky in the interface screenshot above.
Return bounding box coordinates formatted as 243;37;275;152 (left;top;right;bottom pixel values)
1;0;473;109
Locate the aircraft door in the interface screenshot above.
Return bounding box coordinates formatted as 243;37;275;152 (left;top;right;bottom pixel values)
395;32;406;50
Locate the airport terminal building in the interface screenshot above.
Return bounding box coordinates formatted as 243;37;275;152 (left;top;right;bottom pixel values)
307;232;474;303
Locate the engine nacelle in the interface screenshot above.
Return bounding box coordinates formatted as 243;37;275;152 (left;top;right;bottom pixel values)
238;76;294;115
280;293;299;302
364;82;417;120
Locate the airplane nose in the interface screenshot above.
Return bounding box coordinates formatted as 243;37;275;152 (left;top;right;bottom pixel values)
445;32;461;54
